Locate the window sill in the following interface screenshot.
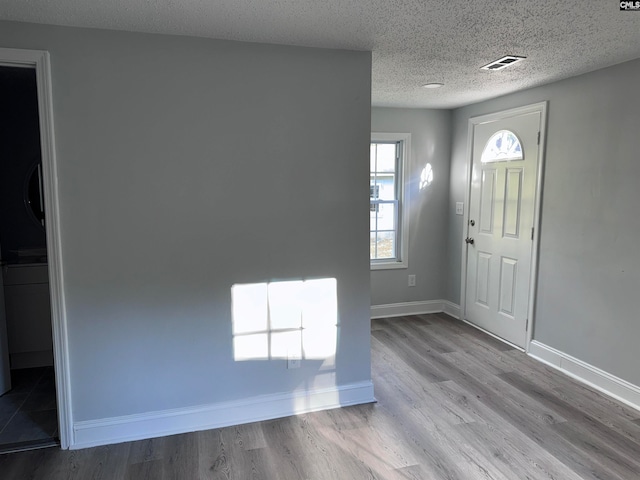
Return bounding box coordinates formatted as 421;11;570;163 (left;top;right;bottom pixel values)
371;261;408;271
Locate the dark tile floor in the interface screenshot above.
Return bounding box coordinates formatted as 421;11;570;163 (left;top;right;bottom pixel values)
0;367;59;453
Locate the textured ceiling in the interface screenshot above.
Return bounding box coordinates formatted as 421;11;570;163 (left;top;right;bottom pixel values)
1;0;640;108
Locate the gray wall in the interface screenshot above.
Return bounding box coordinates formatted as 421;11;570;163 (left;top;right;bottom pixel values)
0;21;372;421
371;108;451;306
449;58;640;386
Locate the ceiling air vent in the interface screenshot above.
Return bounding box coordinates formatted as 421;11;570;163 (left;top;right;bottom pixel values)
481;55;526;71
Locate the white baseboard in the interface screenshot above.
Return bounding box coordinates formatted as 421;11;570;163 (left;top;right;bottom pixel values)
71;381;374;450
528;340;640;413
371;300;461;319
442;301;461;319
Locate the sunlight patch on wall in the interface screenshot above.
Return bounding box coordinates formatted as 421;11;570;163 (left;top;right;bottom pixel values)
231;278;338;362
420;163;434;190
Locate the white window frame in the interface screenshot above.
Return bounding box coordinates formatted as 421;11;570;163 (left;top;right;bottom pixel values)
370;132;410;270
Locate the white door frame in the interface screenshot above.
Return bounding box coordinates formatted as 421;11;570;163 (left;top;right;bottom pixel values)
0;48;72;449
459;102;547;352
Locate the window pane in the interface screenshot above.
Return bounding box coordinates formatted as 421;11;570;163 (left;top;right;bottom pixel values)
375;231;395;259
370;143;377;172
377;203;396;231
369;183;379;199
370;232;377;259
376;174;395;200
375;143;396;172
370;204;378;230
481;130;523;163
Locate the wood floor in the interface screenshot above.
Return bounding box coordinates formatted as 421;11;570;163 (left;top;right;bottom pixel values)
2;313;640;479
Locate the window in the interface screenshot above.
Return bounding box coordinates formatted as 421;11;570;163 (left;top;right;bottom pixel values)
481;130;523;163
370;133;410;269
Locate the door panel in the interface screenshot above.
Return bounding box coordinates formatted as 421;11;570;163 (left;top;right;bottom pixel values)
479;169;496;234
465;110;541;347
503;168;523;238
475;252;492;306
498;257;517;317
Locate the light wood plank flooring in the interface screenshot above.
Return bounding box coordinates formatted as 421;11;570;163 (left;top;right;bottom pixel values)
2;313;640;479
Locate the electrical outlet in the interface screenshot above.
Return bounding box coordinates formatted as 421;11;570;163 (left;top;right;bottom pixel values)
456;202;464;215
408;274;416;287
287;353;301;369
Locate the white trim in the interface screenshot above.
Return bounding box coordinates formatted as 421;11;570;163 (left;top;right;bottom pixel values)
370;261;408;271
460;102;548;352
370;132;410;270
526;104;548;350
528;341;640;413
370;300;460;319
0;48;72;449
72;381;375;449
442;300;461;319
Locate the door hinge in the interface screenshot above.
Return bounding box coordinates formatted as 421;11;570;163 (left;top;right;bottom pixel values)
531;227;534;240
526;318;529;330
537;131;541;145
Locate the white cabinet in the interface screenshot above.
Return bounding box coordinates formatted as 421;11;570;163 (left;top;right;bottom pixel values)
2;264;53;368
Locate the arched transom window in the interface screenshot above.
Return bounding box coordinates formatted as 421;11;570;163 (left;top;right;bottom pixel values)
481;130;523;163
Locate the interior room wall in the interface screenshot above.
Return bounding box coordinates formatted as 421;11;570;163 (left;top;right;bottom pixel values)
448;58;640;387
0;21;373;425
371;107;451;306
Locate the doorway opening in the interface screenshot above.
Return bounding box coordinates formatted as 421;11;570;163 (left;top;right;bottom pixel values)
0;65;58;453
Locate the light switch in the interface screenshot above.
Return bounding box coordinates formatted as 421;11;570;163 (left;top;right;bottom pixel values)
456;202;464;215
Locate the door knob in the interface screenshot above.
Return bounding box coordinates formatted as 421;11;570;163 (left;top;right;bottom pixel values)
465;237;475;245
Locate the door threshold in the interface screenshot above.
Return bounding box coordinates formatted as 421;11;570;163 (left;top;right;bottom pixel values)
459;318;525;352
0;437;59;455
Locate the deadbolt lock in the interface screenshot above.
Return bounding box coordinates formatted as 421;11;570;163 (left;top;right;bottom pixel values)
469;219;475;226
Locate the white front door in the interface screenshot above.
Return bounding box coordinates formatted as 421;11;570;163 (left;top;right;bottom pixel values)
0;265;11;395
464;109;542;348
